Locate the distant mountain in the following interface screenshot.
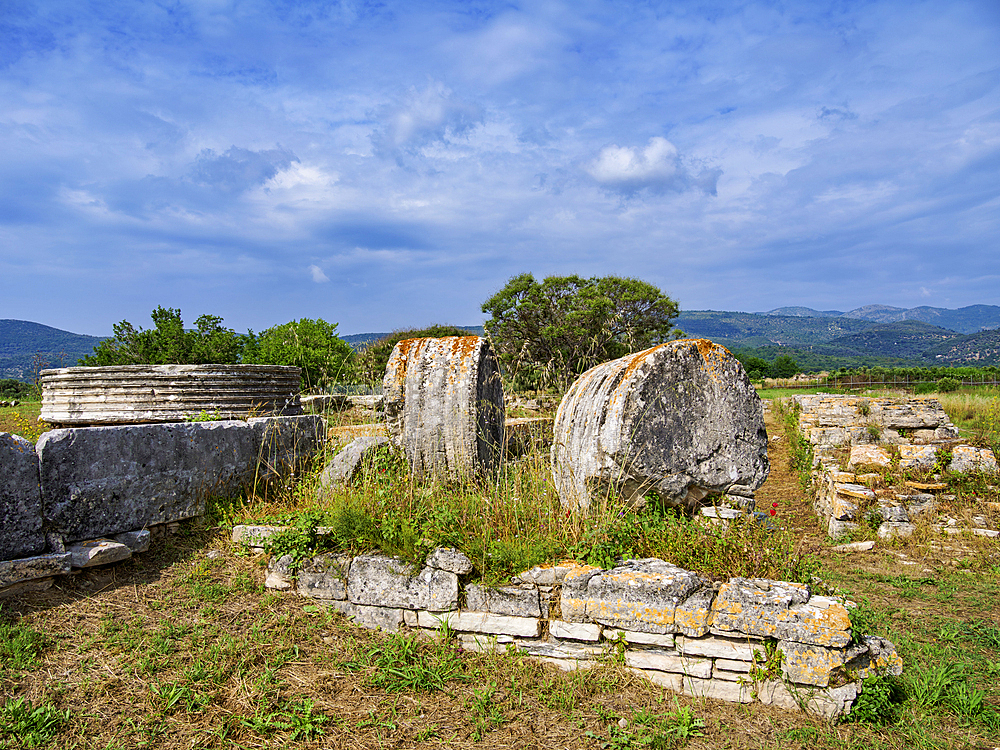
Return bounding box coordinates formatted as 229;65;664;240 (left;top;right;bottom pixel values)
674;311;871;348
761;307;845;317
0;320;105;380
825;320;959;359
922;329;1000;366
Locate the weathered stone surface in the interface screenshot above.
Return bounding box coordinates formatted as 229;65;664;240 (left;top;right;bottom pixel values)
232;524;287;547
417;610;541;637
316;436;392;492
383;336;505;481
714;658;752;674
297;554;350;600
0;552;71;587
552;340;769;511
676;634;759;661
845;636;903;679
755;679;799;710
352;605;405;631
625;648;712;678
265;554;296;590
1;432;45;561
559;563;602;621
249;415;326;482
580;559;714;636
68;539;132;568
465;584;540;617
603;629;676;648
515;561;585;586
878;522;916;539
778;640;858;687
898;444;939;469
550;620;601;641
39;364;302;425
711;580;851;647
347;554;458;611
113;529;150;553
848;445;892;470
425;547;473;575
831;540;875;552
949;445;999;474
37;421;257;542
681;675;753;703
630;668;683;691
517;640;605;662
0;576;55;598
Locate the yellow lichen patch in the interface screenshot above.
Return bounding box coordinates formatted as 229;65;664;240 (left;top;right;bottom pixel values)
587;600;675;629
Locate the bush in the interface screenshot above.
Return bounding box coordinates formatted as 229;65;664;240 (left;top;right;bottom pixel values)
937;376;960;392
245;318;354;391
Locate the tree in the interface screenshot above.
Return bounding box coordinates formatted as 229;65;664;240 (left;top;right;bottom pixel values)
80;307;249;366
245;318;353;391
482;273;681;391
771;354;800;379
355;325;474;387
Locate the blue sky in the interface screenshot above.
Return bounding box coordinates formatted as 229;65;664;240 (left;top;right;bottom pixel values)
1;0;998;336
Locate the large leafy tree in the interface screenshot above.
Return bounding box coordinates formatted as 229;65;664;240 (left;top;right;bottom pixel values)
244;318;353;390
482;274;682;391
80;307;249;366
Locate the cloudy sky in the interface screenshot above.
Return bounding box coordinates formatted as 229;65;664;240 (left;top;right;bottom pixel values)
1;0;998;336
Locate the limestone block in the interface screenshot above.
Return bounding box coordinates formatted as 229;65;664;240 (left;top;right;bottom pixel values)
68;539;132;568
0;432;45;561
714;658;752;674
878;503;910;523
848;445;892;470
347;554;458;612
316;436;391;493
0;552;71;588
676;634;759;661
352;605;405;631
37;421;257;543
806;683;858;720
625;648;712;678
113;529;150;553
681;676;753;703
514;561;584;586
518;640;605;661
912;429;937;442
417;610;541;637
549;620;601;641
904;493;936;517
845;636;903;679
465;584;540;617
383;336;505;481
249;415;325;482
559;563;602;621
551;339;768;512
711;580;851;647
898;445;938;469
949;446;999;475
778;640;857;687
935;425;959;440
424;547;473;575
297;554;350;600
874;399;950;430
878;522;916;539
0;577;55;598
674;588;715;637
602;629;675;647
320;599;356;618
232;525;287;547
630;668;683;691
265;554;296;590
828;518;859;538
580;559;713;635
755;680;799;710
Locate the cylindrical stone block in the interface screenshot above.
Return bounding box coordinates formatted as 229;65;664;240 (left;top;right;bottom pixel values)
39;364;302;426
383;336;505;480
551;339;768;512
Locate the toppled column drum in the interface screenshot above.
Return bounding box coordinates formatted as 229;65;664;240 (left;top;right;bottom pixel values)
383;336;505;481
552;339;768;511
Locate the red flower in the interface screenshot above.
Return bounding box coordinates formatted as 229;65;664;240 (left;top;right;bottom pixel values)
769;509;777;516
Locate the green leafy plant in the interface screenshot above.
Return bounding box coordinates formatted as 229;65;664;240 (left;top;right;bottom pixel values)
0;698;71;748
936;376;960;392
0;613;47;675
842;674;904;725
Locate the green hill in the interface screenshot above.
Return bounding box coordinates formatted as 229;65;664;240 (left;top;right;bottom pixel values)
922;328;1000;365
0;320;105;381
825;320;960;359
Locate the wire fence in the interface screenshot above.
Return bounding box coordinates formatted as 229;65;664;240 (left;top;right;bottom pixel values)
763;374;1000;391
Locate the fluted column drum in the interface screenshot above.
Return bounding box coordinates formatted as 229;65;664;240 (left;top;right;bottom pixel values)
39;365;302;426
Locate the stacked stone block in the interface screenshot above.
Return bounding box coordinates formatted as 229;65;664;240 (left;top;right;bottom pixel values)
252;535;901;720
792;394;998;538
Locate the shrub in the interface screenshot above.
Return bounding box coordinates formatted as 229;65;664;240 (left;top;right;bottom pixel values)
937;376;960;392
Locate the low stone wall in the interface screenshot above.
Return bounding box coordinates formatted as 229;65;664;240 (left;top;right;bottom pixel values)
791;394;998;538
251;534;900;720
0;415;325;595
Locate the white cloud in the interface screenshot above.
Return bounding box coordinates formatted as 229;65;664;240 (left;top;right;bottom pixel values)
308;264;329;283
587;137;719;195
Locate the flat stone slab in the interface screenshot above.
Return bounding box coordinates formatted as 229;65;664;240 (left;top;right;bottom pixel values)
0;432;45;561
113;529;151;552
417;610;541;637
711;580;852;648
68;539;132;568
465;584;541;617
316;436;391;492
0;552;71;587
570;558;714;636
950;445;998;475
37;421;258;542
347;554;458;612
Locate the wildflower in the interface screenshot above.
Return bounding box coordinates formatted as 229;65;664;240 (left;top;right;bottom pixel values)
769;502;778;517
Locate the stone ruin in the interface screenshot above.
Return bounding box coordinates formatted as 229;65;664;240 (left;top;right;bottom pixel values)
246;530;900;720
551;339;769;513
1;364;324;596
791;394;999;539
